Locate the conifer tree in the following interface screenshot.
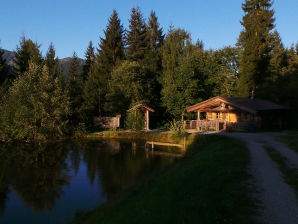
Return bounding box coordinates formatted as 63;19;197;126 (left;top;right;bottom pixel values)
66;52;83;125
147;11;164;50
82;41;95;81
144;11;165;124
126;7;149;62
14;37;42;78
83;10;124;118
44;43;60;78
237;0;275;97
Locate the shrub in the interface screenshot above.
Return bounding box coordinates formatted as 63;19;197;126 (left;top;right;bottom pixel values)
169;119;187;137
125;110;144;131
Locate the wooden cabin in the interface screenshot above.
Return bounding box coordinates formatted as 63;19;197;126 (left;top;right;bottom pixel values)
185;96;288;131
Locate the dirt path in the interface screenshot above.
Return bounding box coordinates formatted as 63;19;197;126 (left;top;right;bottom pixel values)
220;133;298;224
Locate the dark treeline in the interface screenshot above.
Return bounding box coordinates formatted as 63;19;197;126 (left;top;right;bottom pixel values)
0;0;298;141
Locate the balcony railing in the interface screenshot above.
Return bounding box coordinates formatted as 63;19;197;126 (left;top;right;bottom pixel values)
184;120;255;131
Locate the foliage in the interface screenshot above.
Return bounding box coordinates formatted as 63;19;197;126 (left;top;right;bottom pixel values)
0;48;6;85
82;41;95;81
168;119;187;137
161;29;204;118
83;10;125;117
0;63;70;141
105;61;149;115
66;52;83;126
237;0;275;97
13;36;42;78
125;110;144;131
126;7;149;62
44;43;61;79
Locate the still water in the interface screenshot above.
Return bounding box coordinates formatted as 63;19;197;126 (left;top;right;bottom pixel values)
0;139;179;224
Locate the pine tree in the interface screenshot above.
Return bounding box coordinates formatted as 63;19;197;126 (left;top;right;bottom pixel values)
0;49;6;85
14;37;42;78
82;10;124;118
44;43;60;78
144;11;165;125
126;7;149;62
82;41;95;81
237;0;275;97
147;11;164;50
66;52;83;125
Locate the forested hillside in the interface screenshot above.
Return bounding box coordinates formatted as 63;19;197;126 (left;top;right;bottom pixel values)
0;0;297;141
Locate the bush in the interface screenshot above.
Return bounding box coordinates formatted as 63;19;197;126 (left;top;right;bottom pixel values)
168;119;187;137
125;110;144;131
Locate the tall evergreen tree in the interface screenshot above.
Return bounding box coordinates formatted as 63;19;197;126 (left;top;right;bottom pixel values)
66;52;83;125
14;37;42;78
44;43;60;78
237;0;275;97
82;41;95;81
82;10;124;118
126;7;149;61
144;11;165;125
147;11;164;50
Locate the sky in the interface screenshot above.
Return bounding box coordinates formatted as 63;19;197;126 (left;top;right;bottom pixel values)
0;0;297;59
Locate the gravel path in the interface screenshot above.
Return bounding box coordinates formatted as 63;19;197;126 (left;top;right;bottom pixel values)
220;132;298;224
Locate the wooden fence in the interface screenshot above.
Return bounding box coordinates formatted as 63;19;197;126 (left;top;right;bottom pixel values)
94;115;121;129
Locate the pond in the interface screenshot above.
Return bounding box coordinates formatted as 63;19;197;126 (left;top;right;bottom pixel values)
0;139;181;224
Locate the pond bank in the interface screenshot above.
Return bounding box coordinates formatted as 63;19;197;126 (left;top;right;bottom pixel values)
86;131;197;148
71;134;258;224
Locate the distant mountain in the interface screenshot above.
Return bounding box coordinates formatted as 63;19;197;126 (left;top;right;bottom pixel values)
0;49;85;74
59;57;85;73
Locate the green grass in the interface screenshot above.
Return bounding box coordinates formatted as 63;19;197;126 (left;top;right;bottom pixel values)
71;135;258;224
265;146;298;196
276;131;298;152
86;130;195;146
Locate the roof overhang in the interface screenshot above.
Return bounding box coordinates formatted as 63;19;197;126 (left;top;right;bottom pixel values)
186;96;257;114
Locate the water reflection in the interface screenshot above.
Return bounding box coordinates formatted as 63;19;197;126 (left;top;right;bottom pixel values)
0;139;178;223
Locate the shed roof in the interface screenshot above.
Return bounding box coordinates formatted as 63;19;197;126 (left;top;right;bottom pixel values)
127;104;155;112
186;96;288;114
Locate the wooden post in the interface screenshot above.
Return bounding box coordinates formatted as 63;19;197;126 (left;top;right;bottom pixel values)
197;111;201;130
146;110;150;131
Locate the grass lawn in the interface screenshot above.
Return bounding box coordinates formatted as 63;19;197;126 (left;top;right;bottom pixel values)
276;131;298;152
71;135;258;224
265;146;298;197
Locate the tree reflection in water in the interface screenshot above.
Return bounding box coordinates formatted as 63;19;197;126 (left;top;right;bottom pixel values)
0;139;177;223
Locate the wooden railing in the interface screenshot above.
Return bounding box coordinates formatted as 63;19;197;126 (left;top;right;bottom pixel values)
184;120;256;131
184;120;223;131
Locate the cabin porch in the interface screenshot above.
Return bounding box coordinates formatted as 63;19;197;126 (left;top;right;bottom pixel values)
184;110;257;131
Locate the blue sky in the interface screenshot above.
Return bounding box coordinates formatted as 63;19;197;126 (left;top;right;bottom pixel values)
1;0;297;58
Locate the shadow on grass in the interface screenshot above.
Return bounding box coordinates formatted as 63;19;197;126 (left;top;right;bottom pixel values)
70;135;260;224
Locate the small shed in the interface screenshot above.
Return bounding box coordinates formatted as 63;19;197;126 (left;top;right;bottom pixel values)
94;115;121;129
127;104;155;131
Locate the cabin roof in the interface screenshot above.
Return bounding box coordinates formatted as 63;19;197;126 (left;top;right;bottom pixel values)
186;96;288;114
127;104;155;112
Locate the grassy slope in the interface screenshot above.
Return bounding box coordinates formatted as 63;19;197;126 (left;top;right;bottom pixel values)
71;135;257;224
265;146;298;197
276;131;298;152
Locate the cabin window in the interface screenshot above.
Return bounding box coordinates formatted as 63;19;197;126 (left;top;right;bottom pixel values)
216;113;220;119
